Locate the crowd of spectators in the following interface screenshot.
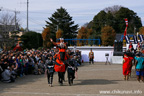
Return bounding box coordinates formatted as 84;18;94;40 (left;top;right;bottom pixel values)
0;48;81;83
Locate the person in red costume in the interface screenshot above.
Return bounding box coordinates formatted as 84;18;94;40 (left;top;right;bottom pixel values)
122;53;133;81
128;42;134;52
50;38;69;85
50;38;67;49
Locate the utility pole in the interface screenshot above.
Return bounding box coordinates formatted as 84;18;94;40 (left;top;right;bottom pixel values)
14;9;20;31
26;0;29;32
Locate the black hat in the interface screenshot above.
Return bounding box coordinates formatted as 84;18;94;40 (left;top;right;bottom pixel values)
69;52;74;55
136;53;140;57
49;54;53;57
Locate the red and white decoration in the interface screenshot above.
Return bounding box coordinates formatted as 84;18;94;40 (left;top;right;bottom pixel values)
124;18;128;37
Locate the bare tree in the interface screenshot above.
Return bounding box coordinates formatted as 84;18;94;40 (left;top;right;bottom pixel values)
104;5;122;15
0;12;21;49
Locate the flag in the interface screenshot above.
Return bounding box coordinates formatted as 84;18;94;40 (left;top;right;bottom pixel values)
123;18;128;39
125;18;128;27
124;27;127;37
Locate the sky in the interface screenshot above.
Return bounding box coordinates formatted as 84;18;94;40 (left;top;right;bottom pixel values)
0;0;144;33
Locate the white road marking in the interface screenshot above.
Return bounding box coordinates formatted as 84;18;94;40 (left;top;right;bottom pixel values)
2;91;118;96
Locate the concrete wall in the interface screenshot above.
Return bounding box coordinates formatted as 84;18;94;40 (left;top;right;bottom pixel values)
68;46;126;63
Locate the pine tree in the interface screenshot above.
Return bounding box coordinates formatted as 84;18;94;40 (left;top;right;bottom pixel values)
45;7;78;40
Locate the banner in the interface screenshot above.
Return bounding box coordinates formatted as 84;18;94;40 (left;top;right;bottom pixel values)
139;35;144;43
133;35;138;44
125;35;130;44
123;18;128;39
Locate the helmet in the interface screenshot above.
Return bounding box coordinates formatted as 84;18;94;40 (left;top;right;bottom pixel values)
60;38;64;40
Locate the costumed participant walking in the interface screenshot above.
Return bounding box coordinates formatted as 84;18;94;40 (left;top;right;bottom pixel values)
122;53;133;81
67;54;78;86
50;38;69;85
45;55;55;87
135;54;144;82
89;49;94;64
136;42;141;52
50;38;67;49
128;42;134;52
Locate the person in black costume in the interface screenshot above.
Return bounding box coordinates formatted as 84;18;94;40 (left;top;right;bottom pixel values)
67;54;78;86
45;55;54;87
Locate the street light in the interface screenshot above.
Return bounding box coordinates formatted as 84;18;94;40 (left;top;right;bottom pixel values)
26;0;29;32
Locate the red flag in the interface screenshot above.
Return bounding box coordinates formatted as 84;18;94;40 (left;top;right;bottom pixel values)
125;18;128;27
123;18;128;39
124;27;127;37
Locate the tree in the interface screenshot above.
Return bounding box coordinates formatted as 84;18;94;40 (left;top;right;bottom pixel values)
87;28;93;38
77;27;88;39
115;7;142;33
92;10;107;36
0;12;21;49
56;29;63;39
77;27;94;39
88;6;142;36
20;31;43;49
77;27;94;46
139;27;144;35
45;7;78;40
0;12;21;35
41;27;51;48
101;26;116;46
104;5;122;16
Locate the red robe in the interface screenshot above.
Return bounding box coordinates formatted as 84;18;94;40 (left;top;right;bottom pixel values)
123;56;133;75
54;59;65;72
54;52;69;72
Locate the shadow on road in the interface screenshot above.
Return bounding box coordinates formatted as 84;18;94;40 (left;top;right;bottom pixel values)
75;79;119;85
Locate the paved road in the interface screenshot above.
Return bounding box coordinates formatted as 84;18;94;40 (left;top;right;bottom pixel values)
0;63;143;96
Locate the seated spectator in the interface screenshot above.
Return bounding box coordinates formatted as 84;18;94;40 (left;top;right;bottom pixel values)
11;64;17;81
0;61;3;80
34;62;41;75
1;64;15;83
38;60;45;74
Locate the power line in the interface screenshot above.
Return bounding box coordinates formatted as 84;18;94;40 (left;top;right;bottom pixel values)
0;7;20;30
20;12;44;27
